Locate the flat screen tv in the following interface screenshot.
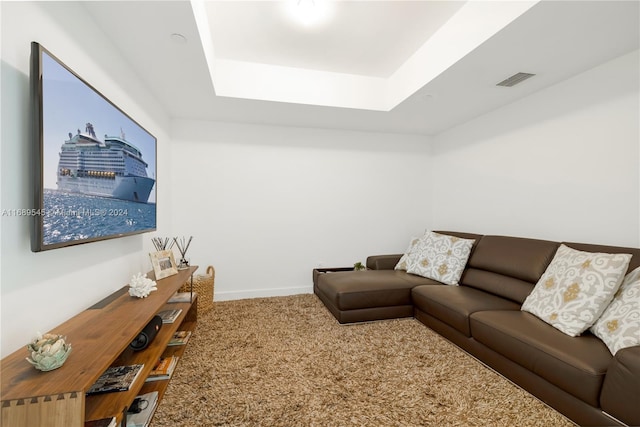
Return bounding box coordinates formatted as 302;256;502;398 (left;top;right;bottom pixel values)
30;42;157;252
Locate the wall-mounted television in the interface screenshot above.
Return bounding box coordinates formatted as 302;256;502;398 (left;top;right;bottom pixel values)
30;42;157;252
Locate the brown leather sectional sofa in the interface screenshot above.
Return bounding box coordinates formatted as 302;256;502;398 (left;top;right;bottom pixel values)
313;231;640;426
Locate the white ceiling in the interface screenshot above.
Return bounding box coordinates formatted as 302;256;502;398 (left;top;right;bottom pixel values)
207;1;465;77
83;1;640;136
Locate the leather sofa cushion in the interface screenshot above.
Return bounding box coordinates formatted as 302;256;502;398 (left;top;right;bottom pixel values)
411;285;520;337
316;270;438;311
600;347;640;426
461;268;535;304
470;310;612;407
366;254;403;270
466;235;559;283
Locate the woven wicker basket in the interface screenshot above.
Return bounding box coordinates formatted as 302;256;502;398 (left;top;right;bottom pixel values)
179;265;215;313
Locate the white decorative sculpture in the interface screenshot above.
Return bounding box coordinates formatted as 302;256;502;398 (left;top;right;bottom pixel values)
128;272;158;298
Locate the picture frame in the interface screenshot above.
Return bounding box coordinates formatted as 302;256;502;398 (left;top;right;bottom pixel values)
150;250;178;280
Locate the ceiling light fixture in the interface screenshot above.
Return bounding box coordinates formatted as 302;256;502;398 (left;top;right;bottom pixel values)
286;0;332;28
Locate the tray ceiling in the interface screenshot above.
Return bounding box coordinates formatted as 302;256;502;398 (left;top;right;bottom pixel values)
83;1;640;135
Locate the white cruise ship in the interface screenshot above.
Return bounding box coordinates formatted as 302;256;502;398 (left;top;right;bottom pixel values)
56;123;155;203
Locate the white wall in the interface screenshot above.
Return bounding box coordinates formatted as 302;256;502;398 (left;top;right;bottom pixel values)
0;2;173;357
170;120;432;300
430;50;640;247
2;3;638;361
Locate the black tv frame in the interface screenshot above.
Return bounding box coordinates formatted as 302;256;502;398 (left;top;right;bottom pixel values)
30;42;157;252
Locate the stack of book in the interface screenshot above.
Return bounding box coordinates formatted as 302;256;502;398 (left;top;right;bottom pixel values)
157;308;182;323
86;364;145;395
168;291;197;303
145;356;179;382
167;330;192;346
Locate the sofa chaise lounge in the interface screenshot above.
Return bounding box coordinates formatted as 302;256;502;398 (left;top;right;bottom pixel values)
313;231;640;427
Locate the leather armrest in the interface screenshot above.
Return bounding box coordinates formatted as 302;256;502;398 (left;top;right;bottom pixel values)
366;254;402;270
600;345;640;426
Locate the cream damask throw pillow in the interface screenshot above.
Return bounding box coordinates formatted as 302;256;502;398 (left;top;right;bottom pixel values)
405;231;475;286
590;266;640;355
521;244;632;337
394;236;423;271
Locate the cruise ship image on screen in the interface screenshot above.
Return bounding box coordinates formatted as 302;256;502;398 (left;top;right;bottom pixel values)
56;122;155;203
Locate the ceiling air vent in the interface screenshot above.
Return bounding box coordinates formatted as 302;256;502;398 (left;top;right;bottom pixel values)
496;72;535;87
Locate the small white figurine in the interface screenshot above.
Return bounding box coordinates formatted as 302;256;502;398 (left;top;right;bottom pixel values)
128;272;158;298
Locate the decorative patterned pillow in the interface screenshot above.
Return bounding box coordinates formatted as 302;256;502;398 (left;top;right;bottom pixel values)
405;232;475;285
590;266;640;355
521;244;632;337
394;235;424;271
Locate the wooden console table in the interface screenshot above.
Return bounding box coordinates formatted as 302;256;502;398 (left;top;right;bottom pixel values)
1;265;198;427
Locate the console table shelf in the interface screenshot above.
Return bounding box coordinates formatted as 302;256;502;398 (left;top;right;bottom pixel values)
1;265;198;427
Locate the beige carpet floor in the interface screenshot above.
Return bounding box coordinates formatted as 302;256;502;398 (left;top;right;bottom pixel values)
152;294;574;427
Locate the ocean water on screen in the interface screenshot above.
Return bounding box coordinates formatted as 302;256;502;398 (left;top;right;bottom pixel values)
43;189;156;245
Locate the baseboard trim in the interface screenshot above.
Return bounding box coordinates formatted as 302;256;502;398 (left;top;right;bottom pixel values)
215;286;313;301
